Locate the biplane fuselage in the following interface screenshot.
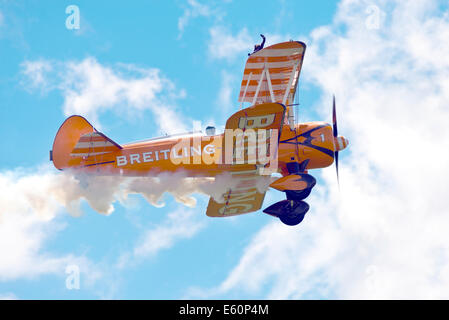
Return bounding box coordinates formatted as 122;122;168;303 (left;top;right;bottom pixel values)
53;119;335;177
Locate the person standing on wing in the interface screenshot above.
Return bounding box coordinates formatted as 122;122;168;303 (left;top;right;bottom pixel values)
248;34;266;56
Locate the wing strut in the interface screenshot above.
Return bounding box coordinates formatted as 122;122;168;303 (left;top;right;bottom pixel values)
250;66;276;106
240;72;252;109
283;61;299;130
265;67;276;103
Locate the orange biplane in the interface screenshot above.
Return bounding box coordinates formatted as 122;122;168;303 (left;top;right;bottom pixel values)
50;41;348;226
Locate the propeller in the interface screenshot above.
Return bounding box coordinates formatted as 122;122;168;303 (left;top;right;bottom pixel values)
332;95;340;186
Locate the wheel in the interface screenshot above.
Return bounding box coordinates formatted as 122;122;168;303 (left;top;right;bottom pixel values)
263;200;310;225
278;200;309;226
279;212;306;226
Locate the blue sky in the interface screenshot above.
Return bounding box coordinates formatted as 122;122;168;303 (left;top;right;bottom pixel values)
2;0;449;300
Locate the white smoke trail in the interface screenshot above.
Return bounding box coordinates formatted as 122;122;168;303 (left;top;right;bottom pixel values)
2;167;263;218
61;169;275;214
125;172;217;208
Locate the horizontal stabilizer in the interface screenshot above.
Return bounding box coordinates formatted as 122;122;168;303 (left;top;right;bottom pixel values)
70;131;122;158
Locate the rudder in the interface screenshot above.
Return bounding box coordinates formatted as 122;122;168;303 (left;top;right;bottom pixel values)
51;115;121;170
51;116;95;170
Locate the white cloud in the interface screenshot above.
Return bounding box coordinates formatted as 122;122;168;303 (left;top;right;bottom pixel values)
134;208;204;257
208;26;295;62
0;166;97;281
20;60;53;91
178;0;214;38
217;70;236;114
208;26;253;61
117;206;205;268
191;0;449;299
21;58;188;134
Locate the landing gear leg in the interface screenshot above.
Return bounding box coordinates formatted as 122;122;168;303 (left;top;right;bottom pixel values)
285;188;312;201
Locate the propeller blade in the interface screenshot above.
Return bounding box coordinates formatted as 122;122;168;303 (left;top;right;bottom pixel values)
332;95;340;187
332;95;338;137
335;150;340;187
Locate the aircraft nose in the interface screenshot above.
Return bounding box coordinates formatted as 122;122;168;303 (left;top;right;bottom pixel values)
334;136;349;151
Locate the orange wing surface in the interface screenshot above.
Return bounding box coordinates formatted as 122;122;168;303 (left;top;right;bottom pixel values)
238;41;306;106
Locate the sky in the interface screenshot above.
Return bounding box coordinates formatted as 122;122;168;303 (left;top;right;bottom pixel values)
1;0;449;300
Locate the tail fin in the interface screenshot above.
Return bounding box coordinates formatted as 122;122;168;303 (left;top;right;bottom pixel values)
51;115;122;170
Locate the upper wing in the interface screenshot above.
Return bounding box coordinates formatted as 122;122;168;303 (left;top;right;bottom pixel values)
238;41;306;106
